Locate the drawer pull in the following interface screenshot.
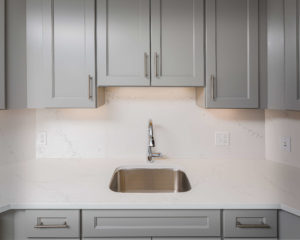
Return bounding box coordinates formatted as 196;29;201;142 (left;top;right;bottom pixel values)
88;75;93;99
34;221;69;229
211;75;215;100
236;221;271;229
155;52;159;78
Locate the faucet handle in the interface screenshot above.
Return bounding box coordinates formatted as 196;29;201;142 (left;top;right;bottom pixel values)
152;152;162;158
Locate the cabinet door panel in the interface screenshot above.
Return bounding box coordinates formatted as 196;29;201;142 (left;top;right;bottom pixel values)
151;0;204;86
44;0;96;108
0;0;4;109
82;210;220;237
154;238;221;240
97;0;150;86
206;0;259;108
285;0;300;110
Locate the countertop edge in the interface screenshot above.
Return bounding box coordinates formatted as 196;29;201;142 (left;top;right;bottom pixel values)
0;203;298;217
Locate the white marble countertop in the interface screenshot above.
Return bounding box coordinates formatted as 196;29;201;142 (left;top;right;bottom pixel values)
0;158;300;216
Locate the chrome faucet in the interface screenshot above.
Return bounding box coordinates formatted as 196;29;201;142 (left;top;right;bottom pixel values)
147;120;162;163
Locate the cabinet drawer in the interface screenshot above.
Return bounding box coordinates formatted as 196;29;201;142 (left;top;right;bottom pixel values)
82;210;221;237
223;210;277;238
25;210;80;238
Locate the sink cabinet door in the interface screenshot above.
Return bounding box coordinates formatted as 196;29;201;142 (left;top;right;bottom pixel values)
204;0;259;108
153;238;221;240
150;0;205;87
27;0;97;108
83;238;150;240
224;239;277;240
0;0;4;109
97;0;150;86
82;210;221;238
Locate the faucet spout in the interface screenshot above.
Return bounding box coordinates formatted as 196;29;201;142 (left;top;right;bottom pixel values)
147;120;162;163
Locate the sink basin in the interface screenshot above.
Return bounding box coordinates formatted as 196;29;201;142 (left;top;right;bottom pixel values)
109;167;191;193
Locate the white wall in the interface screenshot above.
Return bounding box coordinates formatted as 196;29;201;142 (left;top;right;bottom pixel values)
35;88;265;161
265;110;300;168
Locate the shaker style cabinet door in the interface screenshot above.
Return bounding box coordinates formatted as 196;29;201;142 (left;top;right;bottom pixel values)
0;0;4;109
27;0;97;108
205;0;259;108
285;0;300;110
151;0;204;86
97;0;150;86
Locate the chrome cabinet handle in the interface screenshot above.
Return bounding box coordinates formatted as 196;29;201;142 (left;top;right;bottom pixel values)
211;75;215;100
155;52;159;78
236;221;271;229
144;53;148;78
88;75;93;99
34;221;69;229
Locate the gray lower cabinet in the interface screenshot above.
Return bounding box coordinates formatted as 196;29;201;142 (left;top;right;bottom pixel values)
279;210;300;239
153;238;221;240
197;0;259;109
224;239;277;240
25;210;80;238
0;0;5;109
223;210;278;238
83;238;221;240
82;210;221;238
26;0;102;108
284;0;300;110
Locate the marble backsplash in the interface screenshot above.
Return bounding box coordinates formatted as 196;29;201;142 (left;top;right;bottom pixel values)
265;110;300;168
1;88;300;168
35;88;265;161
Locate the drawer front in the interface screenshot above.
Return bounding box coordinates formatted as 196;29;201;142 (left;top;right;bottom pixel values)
25;210;80;238
82;210;221;237
223;210;278;238
153;238;221;240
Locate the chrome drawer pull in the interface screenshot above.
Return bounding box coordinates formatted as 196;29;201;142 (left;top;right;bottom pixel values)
88;75;93;99
211;74;215;100
155;52;159;78
236;221;271;229
144;52;149;78
34;221;69;229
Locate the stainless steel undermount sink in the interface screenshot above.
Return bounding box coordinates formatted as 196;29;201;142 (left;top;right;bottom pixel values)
109;167;191;193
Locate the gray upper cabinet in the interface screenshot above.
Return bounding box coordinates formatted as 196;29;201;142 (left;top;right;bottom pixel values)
0;0;5;109
97;0;150;87
151;0;204;87
204;0;259;109
27;0;98;108
285;0;300;110
97;0;204;87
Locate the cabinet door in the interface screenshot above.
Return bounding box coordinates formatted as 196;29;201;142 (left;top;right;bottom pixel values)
279;210;300;239
205;0;259;108
151;0;204;87
0;0;5;109
154;238;221;240
285;0;300;110
27;0;97;108
82;210;221;237
97;0;150;86
46;0;96;108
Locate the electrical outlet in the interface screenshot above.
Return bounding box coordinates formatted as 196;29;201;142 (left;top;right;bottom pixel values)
37;131;47;145
215;132;230;146
280;136;291;152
